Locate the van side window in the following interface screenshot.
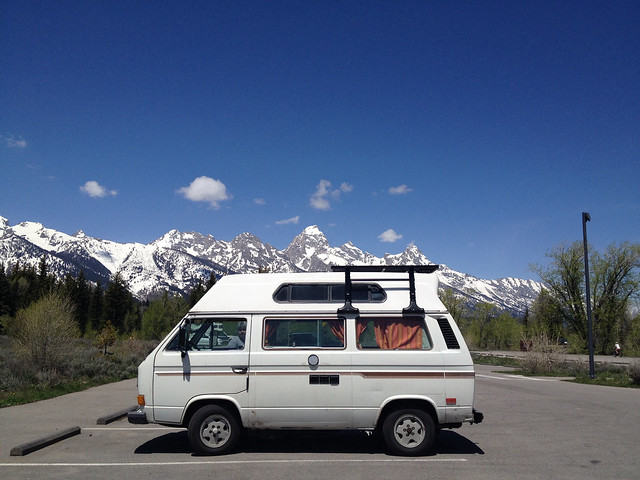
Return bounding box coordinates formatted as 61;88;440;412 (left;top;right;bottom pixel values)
356;317;432;350
166;318;247;351
264;319;345;348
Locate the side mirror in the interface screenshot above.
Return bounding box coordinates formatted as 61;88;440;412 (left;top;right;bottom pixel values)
179;325;187;358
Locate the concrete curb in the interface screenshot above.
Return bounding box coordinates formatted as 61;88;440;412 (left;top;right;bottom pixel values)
10;426;81;456
9;405;137;456
97;405;137;425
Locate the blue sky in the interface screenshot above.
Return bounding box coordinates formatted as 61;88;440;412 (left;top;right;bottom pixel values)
1;1;638;280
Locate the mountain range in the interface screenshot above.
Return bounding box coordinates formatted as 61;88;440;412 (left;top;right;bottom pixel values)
0;216;542;315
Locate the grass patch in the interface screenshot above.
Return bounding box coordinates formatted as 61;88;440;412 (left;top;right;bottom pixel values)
573;368;638;388
472;353;520;368
0;377;123;408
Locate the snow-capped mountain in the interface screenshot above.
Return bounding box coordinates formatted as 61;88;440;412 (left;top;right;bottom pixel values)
0;216;542;314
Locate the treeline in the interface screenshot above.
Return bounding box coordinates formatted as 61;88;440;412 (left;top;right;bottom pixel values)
0;257;217;340
446;241;640;356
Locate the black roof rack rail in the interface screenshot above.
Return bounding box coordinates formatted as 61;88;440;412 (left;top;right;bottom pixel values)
331;265;439;316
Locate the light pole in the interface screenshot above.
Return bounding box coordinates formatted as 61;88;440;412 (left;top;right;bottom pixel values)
582;212;596;379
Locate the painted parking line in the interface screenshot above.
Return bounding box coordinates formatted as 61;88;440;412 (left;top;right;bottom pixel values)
1;458;468;467
477;373;564;382
82;427;176;431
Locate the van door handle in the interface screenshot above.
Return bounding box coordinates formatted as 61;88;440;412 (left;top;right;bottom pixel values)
232;367;247;374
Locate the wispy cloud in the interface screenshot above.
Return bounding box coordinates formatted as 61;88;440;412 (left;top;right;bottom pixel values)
177;176;232;209
1;134;27;149
80;180;117;198
276;215;300;225
378;229;403;242
254;198;266;205
388;184;413;195
310;180;353;210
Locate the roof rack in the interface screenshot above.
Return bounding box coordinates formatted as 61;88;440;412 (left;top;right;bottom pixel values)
330;265;439;316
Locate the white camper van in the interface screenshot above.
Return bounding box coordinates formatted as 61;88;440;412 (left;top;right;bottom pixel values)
128;265;483;456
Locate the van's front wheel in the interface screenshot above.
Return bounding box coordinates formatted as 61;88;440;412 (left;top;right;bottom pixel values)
188;405;241;455
382;409;435;456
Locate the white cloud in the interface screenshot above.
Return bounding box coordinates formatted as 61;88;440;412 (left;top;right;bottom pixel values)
177;176;231;209
378;229;403;242
1;134;27;148
254;198;266;205
388;184;413;195
276;215;300;225
80;180;117;198
310;179;353;210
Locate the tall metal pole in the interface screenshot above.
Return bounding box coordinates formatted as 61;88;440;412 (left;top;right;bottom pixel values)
582;212;596;379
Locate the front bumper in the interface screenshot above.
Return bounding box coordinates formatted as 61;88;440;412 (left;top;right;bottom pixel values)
127;410;149;424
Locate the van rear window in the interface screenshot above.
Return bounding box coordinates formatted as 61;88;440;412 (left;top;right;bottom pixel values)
264;318;345;349
356;317;432;350
274;283;385;303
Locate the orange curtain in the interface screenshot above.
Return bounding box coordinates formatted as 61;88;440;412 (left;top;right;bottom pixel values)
356;320;367;346
374;317;423;349
329;320;345;345
264;320;282;346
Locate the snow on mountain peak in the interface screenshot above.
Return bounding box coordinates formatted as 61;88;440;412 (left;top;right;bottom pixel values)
0;216;543;313
303;225;323;236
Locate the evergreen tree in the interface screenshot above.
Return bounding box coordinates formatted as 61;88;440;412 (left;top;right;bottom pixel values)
142;291;189;340
206;271;217;290
74;271;91;334
0;264;10;317
37;256;55;296
104;272;135;333
189;279;206;307
89;280;105;331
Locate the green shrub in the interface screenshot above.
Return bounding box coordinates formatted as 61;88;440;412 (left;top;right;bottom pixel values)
520;333;566;374
629;361;640;386
12;293;79;371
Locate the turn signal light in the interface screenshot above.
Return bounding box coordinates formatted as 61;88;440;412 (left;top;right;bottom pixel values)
137;395;145;406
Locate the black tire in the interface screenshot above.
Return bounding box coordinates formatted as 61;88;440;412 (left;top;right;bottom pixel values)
382;409;436;456
187;405;241;455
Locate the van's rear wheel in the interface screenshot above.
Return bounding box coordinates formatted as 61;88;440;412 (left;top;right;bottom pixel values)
188;405;241;455
382;409;435;456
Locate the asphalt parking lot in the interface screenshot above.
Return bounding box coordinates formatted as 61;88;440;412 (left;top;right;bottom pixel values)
1;363;639;480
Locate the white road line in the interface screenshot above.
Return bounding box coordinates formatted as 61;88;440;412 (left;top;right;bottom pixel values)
477;373;562;382
476;374;510;380
82;427;176;431
1;458;468;467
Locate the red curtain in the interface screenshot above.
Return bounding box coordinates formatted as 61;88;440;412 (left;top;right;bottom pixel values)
373;317;423;350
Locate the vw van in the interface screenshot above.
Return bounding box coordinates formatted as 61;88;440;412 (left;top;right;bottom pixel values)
128;265;483;456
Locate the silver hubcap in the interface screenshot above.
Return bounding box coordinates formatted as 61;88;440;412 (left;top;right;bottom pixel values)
200;415;231;448
394;416;425;448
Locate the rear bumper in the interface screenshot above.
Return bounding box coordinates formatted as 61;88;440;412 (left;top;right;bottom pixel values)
473;409;484;424
127;410;149;424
